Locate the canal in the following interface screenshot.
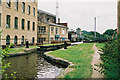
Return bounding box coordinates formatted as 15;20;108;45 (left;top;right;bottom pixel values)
2;53;64;79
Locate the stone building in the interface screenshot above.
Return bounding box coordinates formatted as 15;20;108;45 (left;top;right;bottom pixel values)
0;0;38;48
118;0;120;34
37;9;68;44
76;28;82;41
68;28;82;42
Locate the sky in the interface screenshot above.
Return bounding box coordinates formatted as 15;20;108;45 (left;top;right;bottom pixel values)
38;0;117;34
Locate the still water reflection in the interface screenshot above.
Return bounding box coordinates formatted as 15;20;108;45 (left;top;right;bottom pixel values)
3;53;64;78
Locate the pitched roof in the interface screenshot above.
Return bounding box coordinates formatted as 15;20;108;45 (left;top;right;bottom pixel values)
38;9;56;17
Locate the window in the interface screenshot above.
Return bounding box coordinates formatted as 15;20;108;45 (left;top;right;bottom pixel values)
7;0;11;7
27;21;30;30
55;37;59;41
33;22;35;31
66;29;68;35
21;36;24;44
33;7;35;16
47;18;49;22
38;26;46;34
14;17;18;29
63;29;65;34
15;0;18;10
38;38;46;43
51;27;54;34
51;38;53;41
33;0;35;2
59;28;61;34
6;35;10;45
0;0;1;5
56;28;58;34
22;2;25;12
0;13;1;26
32;37;35;43
21;19;25;30
28;5;30;14
6;15;10;28
14;36;17;44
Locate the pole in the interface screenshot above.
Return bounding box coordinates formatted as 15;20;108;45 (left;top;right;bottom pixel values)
94;17;96;38
56;0;59;23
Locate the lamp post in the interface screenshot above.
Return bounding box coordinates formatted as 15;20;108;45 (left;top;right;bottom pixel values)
94;17;96;38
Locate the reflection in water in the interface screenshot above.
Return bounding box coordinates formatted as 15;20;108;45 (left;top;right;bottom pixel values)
2;53;64;78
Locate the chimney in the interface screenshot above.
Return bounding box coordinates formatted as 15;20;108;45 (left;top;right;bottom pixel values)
58;18;60;23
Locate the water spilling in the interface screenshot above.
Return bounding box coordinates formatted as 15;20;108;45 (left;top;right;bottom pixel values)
2;53;64;79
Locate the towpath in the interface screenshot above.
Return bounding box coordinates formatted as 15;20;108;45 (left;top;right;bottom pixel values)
91;43;104;78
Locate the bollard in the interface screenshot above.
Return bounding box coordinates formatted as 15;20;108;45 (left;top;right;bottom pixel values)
64;41;67;49
26;41;29;48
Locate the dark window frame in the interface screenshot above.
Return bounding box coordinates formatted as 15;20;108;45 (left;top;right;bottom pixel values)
28;5;30;14
6;35;10;45
6;15;10;28
38;26;46;34
14;17;18;29
14;36;18;44
27;21;30;30
56;28;58;34
21;19;25;30
7;0;11;7
33;22;35;31
22;2;25;12
15;0;18;10
33;7;35;16
32;37;35;43
21;36;24;44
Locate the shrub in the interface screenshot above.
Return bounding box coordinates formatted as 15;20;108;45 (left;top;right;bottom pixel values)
97;35;120;79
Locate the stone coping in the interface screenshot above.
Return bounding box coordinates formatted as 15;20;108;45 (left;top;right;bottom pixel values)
4;48;37;58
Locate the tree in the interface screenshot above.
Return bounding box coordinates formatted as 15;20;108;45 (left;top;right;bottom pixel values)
103;29;115;37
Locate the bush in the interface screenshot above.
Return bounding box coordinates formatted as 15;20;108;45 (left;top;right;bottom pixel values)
97;35;120;79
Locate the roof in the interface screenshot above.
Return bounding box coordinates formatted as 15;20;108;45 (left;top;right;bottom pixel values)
38;9;56;17
42;21;67;28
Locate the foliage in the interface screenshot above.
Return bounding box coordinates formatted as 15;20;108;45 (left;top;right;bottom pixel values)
0;30;16;79
82;30;102;38
96;35;120;79
103;29;117;37
49;43;94;78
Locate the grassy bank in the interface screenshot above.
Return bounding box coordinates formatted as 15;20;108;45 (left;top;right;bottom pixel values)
96;43;105;50
8;43;64;54
48;43;94;78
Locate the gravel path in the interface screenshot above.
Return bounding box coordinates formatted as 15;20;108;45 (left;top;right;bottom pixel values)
91;43;104;78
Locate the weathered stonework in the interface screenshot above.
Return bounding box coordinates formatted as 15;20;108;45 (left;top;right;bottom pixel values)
0;0;38;46
37;9;68;44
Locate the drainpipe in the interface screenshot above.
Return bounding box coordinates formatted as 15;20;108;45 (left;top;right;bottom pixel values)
48;24;50;44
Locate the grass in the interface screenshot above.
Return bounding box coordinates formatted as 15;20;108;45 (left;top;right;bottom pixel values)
8;43;64;54
48;43;94;78
96;43;105;50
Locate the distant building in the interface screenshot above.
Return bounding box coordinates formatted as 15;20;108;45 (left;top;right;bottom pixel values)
0;0;38;48
37;9;68;44
76;28;82;40
68;28;82;42
118;0;120;34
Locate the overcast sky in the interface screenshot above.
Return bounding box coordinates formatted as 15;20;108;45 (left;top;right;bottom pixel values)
38;0;117;33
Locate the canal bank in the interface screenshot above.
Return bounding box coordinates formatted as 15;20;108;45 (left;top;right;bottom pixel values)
3;42;83;78
47;43;94;78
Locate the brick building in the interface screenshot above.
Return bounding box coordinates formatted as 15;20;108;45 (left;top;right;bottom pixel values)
0;0;38;48
37;9;68;44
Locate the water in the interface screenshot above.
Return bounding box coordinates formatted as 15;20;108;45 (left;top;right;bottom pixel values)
2;53;64;79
